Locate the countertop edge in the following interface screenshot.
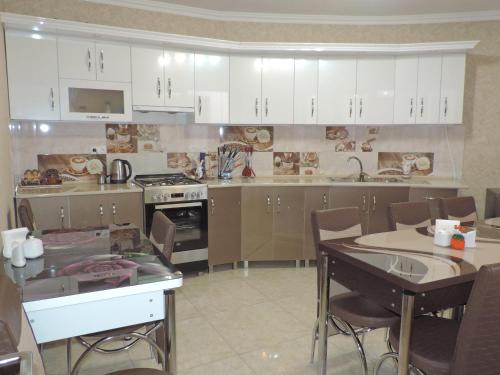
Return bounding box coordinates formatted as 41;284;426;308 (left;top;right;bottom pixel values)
15;184;143;198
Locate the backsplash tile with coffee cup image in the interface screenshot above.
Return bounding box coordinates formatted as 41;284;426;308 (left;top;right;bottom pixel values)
38;154;106;183
220;126;273;151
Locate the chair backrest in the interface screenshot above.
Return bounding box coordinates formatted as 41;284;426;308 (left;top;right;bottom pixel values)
451;263;500;374
439;196;477;223
387;201;432;231
18;199;36;232
149;211;176;262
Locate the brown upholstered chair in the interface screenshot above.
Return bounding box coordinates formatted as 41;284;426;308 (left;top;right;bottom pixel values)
69;212;176;373
18;199;37;232
388;201;432;231
439;196;477;224
375;262;500;375
310;207;399;374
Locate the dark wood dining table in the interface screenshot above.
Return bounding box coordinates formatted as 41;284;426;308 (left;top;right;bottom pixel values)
2;225;183;375
316;223;500;375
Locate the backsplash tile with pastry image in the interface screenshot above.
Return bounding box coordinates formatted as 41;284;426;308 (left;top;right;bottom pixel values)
273;152;300;175
38;154;107;183
106;124;138;153
220;126;273;152
300;152;320;175
377;152;434;176
326;126;356;152
137;124;162;152
359;127;379;152
167;152;203;178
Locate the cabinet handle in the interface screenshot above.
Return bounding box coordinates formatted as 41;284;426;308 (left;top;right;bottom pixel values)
87;48;92;72
265;98;269;117
410;97;414;117
112;203;116;223
311;98;315;117
60;206;65;229
156;77;161;98
444;97;448;117
424;196;437;200
86;115;110;120
198;96;202;116
362;194;367;212
277;195;281;214
420;97;424;117
167;78;172;99
372;195;377;212
349;98;353;118
50;88;55;111
359;98;363;117
322;193;328;209
266;195;271;213
210;197;215;215
99;204;104;216
255;98;259;117
100;49;104;73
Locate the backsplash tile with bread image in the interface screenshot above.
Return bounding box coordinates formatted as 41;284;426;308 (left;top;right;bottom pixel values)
38;154;107;183
274;152;300;175
220;126;273;151
106;124;138;153
326;126;356;152
377;152;434;176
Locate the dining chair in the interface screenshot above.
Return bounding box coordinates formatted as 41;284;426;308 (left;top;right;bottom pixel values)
388;201;432;231
0;275;170;375
310;207;399;375
18;199;37;231
439;196;477;223
69;212;176;373
375;262;500;375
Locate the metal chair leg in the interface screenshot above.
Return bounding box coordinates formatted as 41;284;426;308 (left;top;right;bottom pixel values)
310;318;319;364
66;339;72;375
342;320;368;375
374;352;398;375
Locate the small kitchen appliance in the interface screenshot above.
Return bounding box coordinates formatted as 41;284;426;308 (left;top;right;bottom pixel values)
110;159;132;184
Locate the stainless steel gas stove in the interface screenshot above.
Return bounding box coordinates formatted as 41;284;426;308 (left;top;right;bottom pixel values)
134;174;208;273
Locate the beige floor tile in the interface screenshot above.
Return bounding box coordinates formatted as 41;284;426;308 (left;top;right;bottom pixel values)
274;293;318;329
179;356;255;375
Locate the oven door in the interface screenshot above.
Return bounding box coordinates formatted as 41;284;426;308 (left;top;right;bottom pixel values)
145;200;208;258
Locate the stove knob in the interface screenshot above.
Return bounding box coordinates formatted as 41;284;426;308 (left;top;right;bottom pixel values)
152;194;159;202
191;192;196;200
196;191;201;199
162;193;169;201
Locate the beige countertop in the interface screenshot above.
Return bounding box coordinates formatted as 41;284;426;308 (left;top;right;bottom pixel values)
15;182;142;198
206;176;467;189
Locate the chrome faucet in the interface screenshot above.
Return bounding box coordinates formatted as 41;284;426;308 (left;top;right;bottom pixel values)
347;156;367;182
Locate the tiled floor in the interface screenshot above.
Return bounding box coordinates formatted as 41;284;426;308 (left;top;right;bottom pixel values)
42;263;397;374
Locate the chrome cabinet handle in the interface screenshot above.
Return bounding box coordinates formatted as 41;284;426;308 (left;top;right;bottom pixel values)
444;97;448;117
99;204;104;216
266;195;271;213
322;193;328;209
277;195;281;214
349;98;353;118
372;195;376;212
311;98;315;117
362;194;367;212
265;98;269;117
86;115;110;119
198;96;202;116
156;77;161;98
410;97;414;117
424;196;437;200
420;97;424;117
60;206;65;229
112;203;116;223
100;49;104;73
87;48;92;72
359;98;363;117
210;197;215;215
167;78;172;99
50;88;55;111
255;98;259;117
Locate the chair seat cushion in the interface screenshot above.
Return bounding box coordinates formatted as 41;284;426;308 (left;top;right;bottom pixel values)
106;369;169;375
330;292;399;329
389;316;460;375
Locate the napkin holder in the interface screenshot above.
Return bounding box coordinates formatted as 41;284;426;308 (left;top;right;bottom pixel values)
433;219;460;247
1;228;29;258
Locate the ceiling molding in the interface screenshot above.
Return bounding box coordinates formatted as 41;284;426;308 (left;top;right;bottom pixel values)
83;0;500;25
0;13;479;55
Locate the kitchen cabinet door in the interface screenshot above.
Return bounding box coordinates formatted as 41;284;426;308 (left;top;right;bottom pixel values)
95;42;131;82
208;187;241;266
164;50;195;108
241;187;274;261
273;187;305;260
294;58;318;125
106;193;144;229
416;55;442;124
356;57;395;125
261;58;295;124
230;56;262;124
69;195;112;228
409;188;458;220
367;187;409;233
303;187;330;260
131;47;165;107
58;38;96;80
393;56;418;125
317;58;357;125
331;186;370;234
440;54;466;124
195;53;229;124
16;197;70;230
6;30;60;121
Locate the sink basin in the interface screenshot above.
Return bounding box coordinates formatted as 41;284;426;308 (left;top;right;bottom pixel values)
329;176;404;183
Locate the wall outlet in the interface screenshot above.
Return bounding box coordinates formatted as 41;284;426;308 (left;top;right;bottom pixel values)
89;145;106;154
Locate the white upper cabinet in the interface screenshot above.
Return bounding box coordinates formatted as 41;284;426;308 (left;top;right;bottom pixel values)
163;51;195;108
58;38;130;82
95;42;131;82
356;57;395;125
393;56;418;124
131;47;165;107
294;59;318;125
440;54;466;124
317;58;357;125
416;56;442;124
6;30;60;120
230;56;262;124
195;54;229;124
261;58;295;124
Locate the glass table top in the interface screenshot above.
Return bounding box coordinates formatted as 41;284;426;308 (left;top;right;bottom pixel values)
3;225;182;302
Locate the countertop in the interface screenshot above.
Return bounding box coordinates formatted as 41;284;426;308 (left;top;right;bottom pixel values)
15;182;142;198
205;176;467;189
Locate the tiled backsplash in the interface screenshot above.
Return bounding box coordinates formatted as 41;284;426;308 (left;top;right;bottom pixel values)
9;114;465;183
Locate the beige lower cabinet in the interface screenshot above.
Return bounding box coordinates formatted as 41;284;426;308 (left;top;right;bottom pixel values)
16;196;70;230
331;186;371;232
409;187;458;220
208;187;241;266
303;187;330;261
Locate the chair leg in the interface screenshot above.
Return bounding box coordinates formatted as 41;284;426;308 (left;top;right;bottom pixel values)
66;338;72;375
342;320;368;375
373;352;398;375
309;318;319;364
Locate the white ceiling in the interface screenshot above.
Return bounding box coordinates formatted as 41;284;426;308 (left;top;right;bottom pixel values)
153;0;500;17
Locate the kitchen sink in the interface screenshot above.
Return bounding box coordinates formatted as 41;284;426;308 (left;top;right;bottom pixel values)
329;176;404;183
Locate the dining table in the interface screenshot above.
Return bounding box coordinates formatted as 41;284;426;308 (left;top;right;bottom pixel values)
2;224;183;375
316;222;500;375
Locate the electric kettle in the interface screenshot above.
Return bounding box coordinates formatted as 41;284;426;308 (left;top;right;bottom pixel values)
110;159;132;184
